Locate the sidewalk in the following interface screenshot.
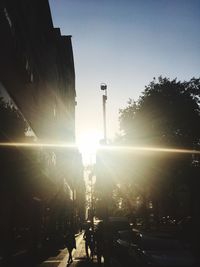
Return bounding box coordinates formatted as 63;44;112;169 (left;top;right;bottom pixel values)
38;234;121;267
38;233;84;267
58;233;86;267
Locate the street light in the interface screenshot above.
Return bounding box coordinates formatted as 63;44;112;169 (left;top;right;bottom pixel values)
100;83;107;144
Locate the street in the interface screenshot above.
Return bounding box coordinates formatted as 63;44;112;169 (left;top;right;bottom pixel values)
1;1;200;267
4;228;198;267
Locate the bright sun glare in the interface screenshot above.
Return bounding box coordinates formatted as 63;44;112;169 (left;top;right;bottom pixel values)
77;131;102;162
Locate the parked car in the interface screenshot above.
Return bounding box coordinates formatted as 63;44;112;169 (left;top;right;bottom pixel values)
128;235;196;267
93;217;131;234
108;217;131;232
113;229;141;258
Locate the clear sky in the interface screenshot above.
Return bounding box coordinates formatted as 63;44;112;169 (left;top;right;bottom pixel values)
49;0;200;144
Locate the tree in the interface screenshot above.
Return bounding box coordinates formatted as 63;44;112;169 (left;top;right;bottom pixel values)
119;77;200;148
117;77;200;226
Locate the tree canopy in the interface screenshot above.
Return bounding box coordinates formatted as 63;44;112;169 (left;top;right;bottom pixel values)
119;77;200;149
110;77;200;222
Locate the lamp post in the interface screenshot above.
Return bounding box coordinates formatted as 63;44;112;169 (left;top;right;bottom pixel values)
98;84;111;266
100;83;107;144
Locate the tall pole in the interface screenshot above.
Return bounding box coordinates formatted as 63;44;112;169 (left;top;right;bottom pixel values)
99;84;111;266
101;83;107;144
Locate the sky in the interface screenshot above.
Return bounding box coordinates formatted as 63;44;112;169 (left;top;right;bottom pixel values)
49;0;200;145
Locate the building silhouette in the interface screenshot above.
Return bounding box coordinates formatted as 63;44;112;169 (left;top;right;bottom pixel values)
0;0;85;263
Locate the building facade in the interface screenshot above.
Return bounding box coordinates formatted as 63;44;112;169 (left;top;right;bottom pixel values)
0;0;76;141
0;0;84;262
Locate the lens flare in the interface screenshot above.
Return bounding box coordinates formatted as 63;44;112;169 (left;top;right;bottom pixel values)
0;142;199;155
98;145;200;155
0;142;76;148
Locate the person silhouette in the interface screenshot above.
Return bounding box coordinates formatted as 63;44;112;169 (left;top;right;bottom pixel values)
89;228;95;261
83;226;94;260
66;230;76;265
95;222;104;265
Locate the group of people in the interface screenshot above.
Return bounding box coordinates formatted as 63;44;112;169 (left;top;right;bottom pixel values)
65;222;113;266
83;226;95;260
83;222;113;265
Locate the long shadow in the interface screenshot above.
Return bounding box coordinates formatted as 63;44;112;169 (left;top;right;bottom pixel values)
39;245;62;259
65;257;101;267
7;245;62;267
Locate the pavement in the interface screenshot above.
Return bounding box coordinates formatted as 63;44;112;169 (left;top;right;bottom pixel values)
38;234;121;267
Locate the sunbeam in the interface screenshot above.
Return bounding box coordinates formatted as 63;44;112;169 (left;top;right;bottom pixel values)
99;145;200;155
0;142;199;155
0;142;76;148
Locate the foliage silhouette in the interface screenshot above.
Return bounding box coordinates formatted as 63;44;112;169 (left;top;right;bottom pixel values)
113;77;200;225
119;77;200;148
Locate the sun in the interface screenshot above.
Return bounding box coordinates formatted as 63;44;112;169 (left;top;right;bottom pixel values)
77;131;102;164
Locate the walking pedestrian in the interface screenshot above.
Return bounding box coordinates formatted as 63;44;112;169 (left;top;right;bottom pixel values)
66;230;76;265
83;226;94;260
89;229;95;261
95;222;104;265
95;221;113;267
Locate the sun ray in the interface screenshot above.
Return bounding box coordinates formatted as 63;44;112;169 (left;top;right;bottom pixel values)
98;145;200;155
0;142;199;155
0;142;76;148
